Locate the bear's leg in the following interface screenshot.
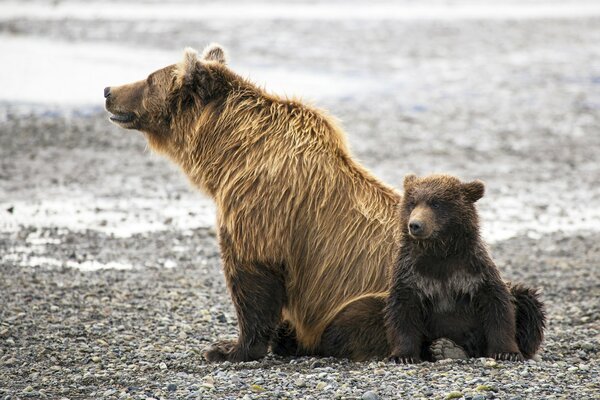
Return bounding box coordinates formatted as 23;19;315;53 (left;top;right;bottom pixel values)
318;295;390;361
509;283;546;359
203;264;286;362
270;321;311;357
475;283;523;361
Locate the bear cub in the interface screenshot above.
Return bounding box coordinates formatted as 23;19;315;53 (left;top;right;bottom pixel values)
385;174;545;363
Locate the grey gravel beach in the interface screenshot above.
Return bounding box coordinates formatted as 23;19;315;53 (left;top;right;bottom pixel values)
1;1;599;399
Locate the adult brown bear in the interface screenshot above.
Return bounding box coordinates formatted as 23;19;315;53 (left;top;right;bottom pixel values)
104;44;401;361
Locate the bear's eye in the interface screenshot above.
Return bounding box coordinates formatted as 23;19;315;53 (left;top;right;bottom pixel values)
406;199;416;208
430;200;441;209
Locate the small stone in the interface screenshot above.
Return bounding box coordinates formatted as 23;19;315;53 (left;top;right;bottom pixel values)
167;383;177;392
580;342;594;351
568;366;578;372
159;362;168;370
445;391;463;399
362;391;380;400
0;328;9;337
216;314;227;323
472;396;485;400
476;384;495;392
250;384;265;392
316;382;326;390
3;357;16;366
103;389;116;396
484;360;497;368
294;378;306;387
578;364;590;371
23;386;34;393
91;356;101;363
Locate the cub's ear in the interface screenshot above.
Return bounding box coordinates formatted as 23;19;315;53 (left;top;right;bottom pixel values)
175;47;200;87
202;43;227;64
463;180;485;202
403;174;418;189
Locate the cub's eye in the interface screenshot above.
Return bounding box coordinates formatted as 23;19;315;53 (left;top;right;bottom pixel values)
406;199;416;208
430;200;441;209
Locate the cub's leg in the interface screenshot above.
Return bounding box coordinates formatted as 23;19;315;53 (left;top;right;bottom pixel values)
384;284;426;364
509;283;546;359
203;230;286;362
319;294;389;361
475;283;523;361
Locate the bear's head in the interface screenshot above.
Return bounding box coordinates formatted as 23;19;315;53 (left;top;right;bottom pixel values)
400;174;485;242
104;44;228;146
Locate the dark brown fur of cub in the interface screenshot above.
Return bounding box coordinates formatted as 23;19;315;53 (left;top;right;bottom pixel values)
384;174;545;363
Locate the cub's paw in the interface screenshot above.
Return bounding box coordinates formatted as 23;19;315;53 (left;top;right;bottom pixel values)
389;354;420;364
493;352;524;362
430;338;468;361
203;340;238;362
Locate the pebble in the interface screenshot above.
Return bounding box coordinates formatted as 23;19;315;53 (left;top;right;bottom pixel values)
167;383;177;392
362;390;380;400
159;362;167;370
580;342;595;351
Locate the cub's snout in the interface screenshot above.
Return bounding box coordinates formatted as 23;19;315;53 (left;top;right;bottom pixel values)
407;205;434;239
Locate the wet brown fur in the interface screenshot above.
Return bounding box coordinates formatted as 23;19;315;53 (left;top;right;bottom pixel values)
105;46;401;361
385;174;545;363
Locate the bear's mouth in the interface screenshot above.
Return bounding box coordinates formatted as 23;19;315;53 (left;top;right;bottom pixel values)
109;112;136;124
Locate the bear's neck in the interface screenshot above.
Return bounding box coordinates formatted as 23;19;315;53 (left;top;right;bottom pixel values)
179;89;357;197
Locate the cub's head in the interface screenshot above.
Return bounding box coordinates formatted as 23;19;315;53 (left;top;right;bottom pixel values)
401;174;485;241
104;44;228;146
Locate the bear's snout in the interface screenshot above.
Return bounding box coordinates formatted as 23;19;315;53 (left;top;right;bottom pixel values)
407;205;435;239
408;220;424;236
104;87;111;99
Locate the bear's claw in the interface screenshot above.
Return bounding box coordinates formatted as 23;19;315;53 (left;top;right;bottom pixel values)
493;352;524;362
389;355;420;364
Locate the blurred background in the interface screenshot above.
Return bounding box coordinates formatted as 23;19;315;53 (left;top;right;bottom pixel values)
2;0;600;243
0;1;599;399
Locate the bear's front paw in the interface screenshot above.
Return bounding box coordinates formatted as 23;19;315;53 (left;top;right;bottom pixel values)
389;353;421;364
203;340;238;362
493;352;524;362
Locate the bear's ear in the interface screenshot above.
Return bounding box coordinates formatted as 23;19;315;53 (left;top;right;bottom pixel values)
463;180;485;202
403;174;418;189
175;47;200;87
202;43;227;65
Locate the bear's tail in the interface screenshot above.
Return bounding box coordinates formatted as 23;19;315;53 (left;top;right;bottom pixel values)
509;282;546;359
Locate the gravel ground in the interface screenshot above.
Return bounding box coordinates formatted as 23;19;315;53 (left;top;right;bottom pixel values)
1;1;600;399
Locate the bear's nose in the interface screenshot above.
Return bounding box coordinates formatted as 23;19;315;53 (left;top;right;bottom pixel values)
104;87;111;98
408;221;424;235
